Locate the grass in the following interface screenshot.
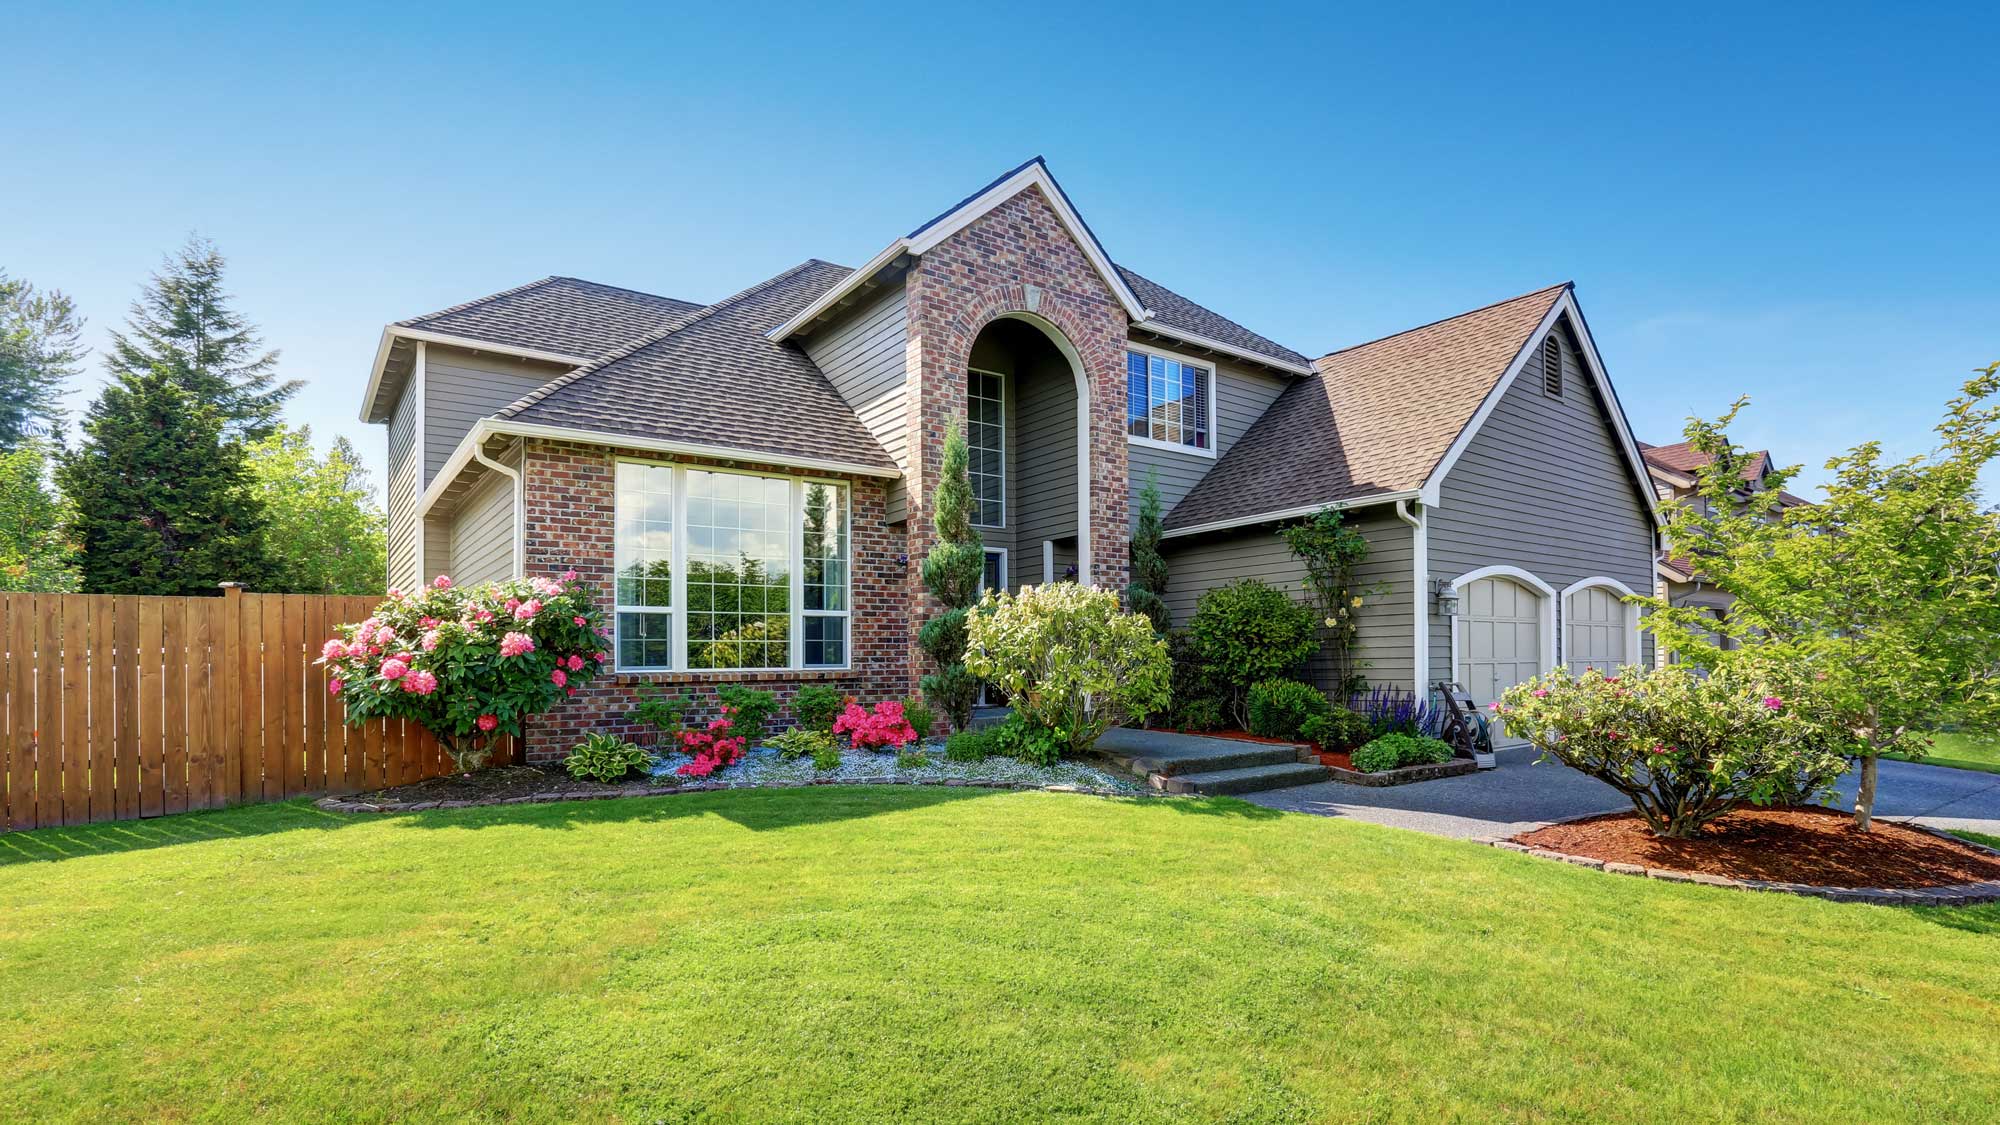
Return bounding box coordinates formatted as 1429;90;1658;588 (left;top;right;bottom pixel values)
1891;731;2000;775
2;790;1998;1123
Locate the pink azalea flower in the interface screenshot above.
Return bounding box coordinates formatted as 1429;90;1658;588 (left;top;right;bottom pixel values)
499;631;535;658
513;598;542;621
379;659;409;681
565;686;576;697
561;569;578;582
1531;689;1549;698
403;670;438;695
476;714;499;732
566;653;584;671
420;617;440;629
432;575;453;589
1762;696;1784;712
550;668;567;687
387;588;403;600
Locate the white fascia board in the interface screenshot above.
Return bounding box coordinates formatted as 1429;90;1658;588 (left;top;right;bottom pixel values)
1128;320;1314;377
1415;290;1663;528
358;326;592;423
418;419;903;517
767;239;912;342
1159;489;1421;540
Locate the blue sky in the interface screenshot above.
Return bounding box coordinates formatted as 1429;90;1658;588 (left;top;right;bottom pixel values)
5;1;1996;496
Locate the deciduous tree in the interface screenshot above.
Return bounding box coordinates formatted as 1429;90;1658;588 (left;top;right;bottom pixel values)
244;425;387;594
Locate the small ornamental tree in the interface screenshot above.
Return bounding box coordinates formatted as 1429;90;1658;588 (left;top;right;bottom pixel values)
1498;665;1851;838
1186;579;1319;727
963;582;1171;757
1640;367;2000;829
918;421;985;730
1126;471;1172;634
1279;507;1373;697
320;572;611;772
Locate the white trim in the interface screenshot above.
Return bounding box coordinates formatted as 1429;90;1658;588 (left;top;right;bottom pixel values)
966;365;1007;529
359;326;590;423
1123;342;1219;459
979;547;1009;594
1559;576;1643;670
767;160;1151;343
1128;321;1314;377
1159;490;1423;540
1445;565;1559;688
992;311;1093;586
412;342;427;584
1042;540;1055;584
1395;500;1427;694
1418;290;1662;529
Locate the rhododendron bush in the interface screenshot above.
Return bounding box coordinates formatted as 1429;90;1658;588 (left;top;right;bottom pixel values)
833;700;918;751
320;572;610;771
1496;664;1850;838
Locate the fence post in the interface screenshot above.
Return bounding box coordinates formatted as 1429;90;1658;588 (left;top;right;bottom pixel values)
218;583;245;806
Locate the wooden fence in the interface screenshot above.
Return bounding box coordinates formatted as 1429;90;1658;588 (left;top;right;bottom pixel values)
1;587;510;833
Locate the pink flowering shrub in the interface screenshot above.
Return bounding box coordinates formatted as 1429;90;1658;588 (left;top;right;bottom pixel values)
676;706;749;778
1496;664;1849;838
833;700;919;751
320;571;609;771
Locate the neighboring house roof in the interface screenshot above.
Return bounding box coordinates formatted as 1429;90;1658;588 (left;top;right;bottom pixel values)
493;260;901;475
1640;441;1809;506
1164;282;1573;533
398;276;705;360
1118;267;1310;369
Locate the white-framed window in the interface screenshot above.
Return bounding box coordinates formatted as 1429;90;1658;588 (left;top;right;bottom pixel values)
968;367;1005;527
1126;347;1213;455
614;460;850;673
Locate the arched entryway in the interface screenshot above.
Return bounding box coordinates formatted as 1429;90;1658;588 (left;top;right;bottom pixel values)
961;314;1092;588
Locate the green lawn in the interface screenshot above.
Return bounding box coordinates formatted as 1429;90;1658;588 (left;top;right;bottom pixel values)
1897;732;2000;775
3;790;1997;1123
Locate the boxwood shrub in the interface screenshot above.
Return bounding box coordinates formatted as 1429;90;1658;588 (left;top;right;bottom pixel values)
1246;678;1331;740
1351;732;1455;773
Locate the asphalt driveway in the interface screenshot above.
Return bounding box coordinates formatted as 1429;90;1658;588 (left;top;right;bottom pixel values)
1242;747;2000;840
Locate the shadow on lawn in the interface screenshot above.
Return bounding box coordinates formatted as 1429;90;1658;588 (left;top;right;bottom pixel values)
0;800;362;867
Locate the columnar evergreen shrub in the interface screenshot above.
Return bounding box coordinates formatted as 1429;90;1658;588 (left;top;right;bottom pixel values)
963;582;1171;758
919;421;984;730
1125;472;1171;634
1186;580;1318;727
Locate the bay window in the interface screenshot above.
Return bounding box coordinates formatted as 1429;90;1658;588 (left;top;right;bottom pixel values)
614;461;850;672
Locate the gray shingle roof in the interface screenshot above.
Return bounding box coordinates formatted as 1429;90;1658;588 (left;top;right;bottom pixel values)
1164;283;1570;532
400;276;704;359
498;261;900;473
1119;267;1310;369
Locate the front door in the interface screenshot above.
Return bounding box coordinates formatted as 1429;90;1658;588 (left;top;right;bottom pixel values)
1457;576;1544;744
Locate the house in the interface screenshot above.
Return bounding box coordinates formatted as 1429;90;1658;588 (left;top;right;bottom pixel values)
360;158;1661;759
1640;440;1807;649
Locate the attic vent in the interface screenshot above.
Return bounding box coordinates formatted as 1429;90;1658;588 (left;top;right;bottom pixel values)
1542;335;1563;397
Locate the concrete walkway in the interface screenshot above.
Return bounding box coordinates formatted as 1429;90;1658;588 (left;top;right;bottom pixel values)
1240;746;2000;840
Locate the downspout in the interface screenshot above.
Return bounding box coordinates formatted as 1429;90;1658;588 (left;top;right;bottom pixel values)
1394;500;1427;695
469;425;524;579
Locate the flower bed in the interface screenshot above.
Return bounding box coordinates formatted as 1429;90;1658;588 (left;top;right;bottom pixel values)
650;740;1145;793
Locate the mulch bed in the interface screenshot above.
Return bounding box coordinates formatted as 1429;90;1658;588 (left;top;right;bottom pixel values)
1514;806;2000;890
355;765;587;804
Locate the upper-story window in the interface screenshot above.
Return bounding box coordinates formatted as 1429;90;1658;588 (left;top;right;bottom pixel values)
968;368;1005;527
1126;349;1212;455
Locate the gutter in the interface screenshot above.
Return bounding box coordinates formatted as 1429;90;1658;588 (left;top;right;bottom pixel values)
1159;489;1423;540
470;442;524;579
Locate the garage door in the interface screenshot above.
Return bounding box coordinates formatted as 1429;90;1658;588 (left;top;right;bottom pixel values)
1458;577;1545;743
1565;586;1629;675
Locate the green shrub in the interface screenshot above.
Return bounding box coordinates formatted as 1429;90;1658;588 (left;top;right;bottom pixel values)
1300;707;1370;752
945;727;994;762
962;582;1171;758
564;733;651;782
895;748;930;771
1171;696;1225;733
630;686;694;741
811;743;843;772
769;727;834;760
790;685;846;733
902;696;935;742
1247;678;1332;740
1165;631;1226;731
1186;580;1318;727
991;713;1064;767
716;685;778;743
1352;732;1455;773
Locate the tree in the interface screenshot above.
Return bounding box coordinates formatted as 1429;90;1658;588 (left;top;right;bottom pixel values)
0;269;85;447
918;421;985;730
0;440;79;592
1639;365;2000;830
243;425;388;594
104;236;300;436
57;364;270;595
1125;471;1171;634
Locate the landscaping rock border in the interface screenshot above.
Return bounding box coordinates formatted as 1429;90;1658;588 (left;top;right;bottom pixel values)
1472;813;2000;907
315;776;1177;816
1324;757;1478;787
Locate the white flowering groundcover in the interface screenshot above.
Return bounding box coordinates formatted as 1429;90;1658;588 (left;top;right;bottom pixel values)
647;740;1145;793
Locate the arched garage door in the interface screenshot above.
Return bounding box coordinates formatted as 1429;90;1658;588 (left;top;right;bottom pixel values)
1457;576;1546;711
1564;584;1632;675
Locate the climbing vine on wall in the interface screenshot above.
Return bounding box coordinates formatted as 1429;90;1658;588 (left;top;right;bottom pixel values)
1279;507;1374;697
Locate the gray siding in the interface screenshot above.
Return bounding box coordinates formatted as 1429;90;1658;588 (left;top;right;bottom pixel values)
1160;508;1415;697
448;460;517;587
1427;317;1658;683
385;382;420;592
1129;357;1290;525
1015;349;1078;554
801;287;909;521
423;345;565;487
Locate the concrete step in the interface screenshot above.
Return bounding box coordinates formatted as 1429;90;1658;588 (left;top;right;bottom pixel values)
1156;761;1332;796
1120;743;1304;777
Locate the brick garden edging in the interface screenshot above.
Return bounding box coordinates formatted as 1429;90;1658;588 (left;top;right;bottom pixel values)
1325;757;1479;787
315;777;1175;815
1472;813;2000;907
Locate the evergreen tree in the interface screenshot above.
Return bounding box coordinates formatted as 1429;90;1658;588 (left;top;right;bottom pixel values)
0;440;79;592
1125;471;1171;634
244;425;387;594
0;268;85;447
104;236;299;436
918;422;986;730
57;364;270;594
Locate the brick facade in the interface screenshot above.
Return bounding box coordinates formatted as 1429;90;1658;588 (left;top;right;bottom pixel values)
518;438;908;762
900;185;1134;695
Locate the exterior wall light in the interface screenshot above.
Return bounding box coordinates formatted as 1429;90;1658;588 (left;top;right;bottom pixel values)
1431;578;1460;618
